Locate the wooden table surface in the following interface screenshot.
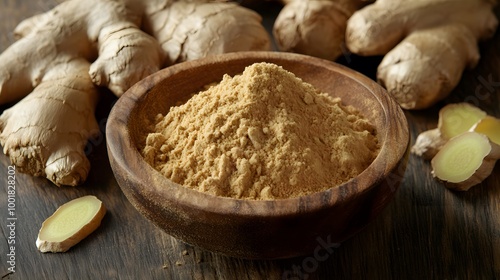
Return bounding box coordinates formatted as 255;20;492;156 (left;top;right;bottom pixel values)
1;1;500;279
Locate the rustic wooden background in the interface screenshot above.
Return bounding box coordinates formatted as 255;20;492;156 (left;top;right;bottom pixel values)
1;1;499;279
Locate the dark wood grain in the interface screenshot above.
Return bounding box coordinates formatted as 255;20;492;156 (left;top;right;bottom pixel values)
1;1;500;279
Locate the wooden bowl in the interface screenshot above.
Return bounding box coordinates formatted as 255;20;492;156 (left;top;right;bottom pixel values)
106;51;410;259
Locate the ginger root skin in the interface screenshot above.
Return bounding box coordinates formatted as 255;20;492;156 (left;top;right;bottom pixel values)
431;132;500;191
273;0;370;61
0;59;100;186
377;25;481;110
142;1;271;65
89;23;163;97
411;128;447;160
346;0;498;110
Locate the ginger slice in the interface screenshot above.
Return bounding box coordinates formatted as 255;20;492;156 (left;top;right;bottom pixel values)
439;102;487;139
36;195;106;253
412;102;487;159
470;116;500;146
431;132;500;191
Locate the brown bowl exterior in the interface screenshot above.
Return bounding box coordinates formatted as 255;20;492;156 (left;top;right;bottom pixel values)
106;51;410;259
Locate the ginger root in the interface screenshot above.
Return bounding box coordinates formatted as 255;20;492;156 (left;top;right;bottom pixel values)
431;132;500;191
142;1;270;65
36;196;106;253
0;60;100;186
346;0;498;109
273;0;370;60
0;0;270;186
0;0;163;186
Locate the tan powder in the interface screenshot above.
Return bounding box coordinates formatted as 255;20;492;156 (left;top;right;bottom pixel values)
142;62;379;200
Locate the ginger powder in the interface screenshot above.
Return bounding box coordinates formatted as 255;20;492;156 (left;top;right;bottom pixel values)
142;62;379;200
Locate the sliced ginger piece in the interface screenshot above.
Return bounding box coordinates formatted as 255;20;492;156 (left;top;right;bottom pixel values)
439;102;487;139
36;195;106;253
431;132;500;191
470;116;500;146
412;102;486;159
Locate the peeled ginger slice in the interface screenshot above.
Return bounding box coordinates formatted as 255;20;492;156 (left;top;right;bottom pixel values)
470;116;500;145
431;132;500;191
36;195;106;253
439;102;487;139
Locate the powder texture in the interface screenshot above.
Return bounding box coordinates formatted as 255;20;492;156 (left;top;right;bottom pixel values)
143;62;379;200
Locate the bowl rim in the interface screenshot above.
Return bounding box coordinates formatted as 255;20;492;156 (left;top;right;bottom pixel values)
106;51;409;219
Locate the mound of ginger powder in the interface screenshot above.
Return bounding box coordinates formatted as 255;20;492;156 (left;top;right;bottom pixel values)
142;62;379;200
